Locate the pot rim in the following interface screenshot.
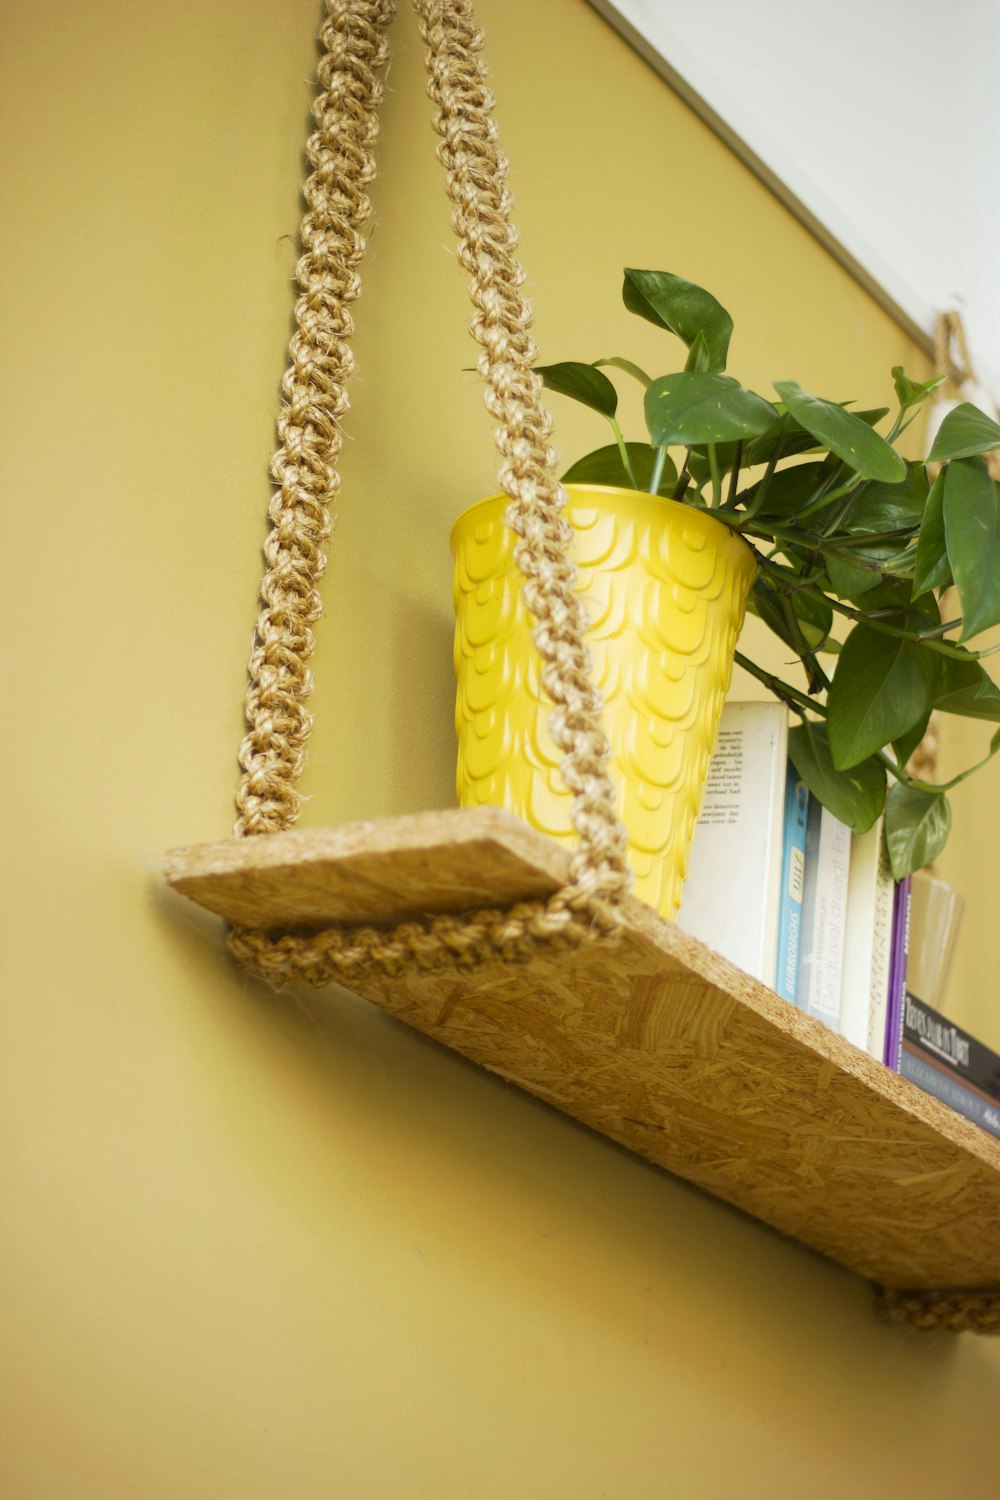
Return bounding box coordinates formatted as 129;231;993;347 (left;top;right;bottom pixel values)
450;483;758;577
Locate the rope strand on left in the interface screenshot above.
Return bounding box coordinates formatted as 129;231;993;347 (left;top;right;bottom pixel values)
235;0;396;840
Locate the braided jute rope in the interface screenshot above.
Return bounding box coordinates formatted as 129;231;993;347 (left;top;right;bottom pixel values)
228;0;631;988
877;1286;1000;1336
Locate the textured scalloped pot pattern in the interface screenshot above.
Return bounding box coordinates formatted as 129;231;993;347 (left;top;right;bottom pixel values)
451;486;758;919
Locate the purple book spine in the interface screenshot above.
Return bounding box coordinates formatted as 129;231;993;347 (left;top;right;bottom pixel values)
883;876;912;1069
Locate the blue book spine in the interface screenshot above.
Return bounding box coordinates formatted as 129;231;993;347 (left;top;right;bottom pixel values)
900;1046;1000;1141
775;765;809;1004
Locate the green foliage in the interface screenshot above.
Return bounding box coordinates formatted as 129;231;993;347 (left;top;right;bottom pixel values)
884;785;952;880
622;268;733;371
788;721;885;833
772;381;906;482
562;442;677;494
927;402;1000;462
942;458;1000;638
542;266;1000;873
644;374;778;447
536;362;618;417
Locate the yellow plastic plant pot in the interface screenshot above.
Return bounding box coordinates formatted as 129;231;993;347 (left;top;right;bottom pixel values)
451;484;758;919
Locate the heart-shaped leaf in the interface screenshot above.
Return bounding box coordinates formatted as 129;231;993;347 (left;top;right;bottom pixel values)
788;720;886;833
884;784;952;878
826;626;939;768
927;401;1000;462
645;374;778;447
773;380;906;482
562;442;677;495
622;269;733;372
536;362;619;418
942;457;1000;639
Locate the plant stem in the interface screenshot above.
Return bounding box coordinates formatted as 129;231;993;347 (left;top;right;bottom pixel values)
734;651;823;718
724;441;744;508
708;443;722;506
649;443;669;495
737;422;786;521
606;416;639;490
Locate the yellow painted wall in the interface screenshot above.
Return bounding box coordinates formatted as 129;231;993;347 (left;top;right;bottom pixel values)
2;3;999;1496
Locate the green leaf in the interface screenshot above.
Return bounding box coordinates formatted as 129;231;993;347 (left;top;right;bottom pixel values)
741;461;831;517
745;407;890;469
942;457;1000;639
788;720;886;833
773;380;906;482
933;653;1000;721
892;366;945;411
927;401;1000;462
536;362;618;418
644;374;778;447
884;784;952;878
684;329;712;373
622;269;733;372
843;462;928;534
562;442;677;495
912;471;950;598
892;707;933;769
825;555;884;601
594;357;652;390
826;626;939;769
688;440;742;488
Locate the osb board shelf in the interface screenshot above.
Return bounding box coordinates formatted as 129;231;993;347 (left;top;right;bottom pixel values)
165;807;1000;1292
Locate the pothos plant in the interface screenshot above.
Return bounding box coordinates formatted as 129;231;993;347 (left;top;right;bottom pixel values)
536;268;1000;879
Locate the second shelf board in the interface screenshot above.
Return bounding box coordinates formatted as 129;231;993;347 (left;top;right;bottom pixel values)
165;806;1000;1292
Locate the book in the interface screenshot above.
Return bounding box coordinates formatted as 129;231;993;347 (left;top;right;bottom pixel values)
676;702;788;986
906;871;964;1012
795;797;851;1029
882;876;912;1069
838;818;894;1054
899;1043;1000;1142
775;766;808;1004
902;992;1000;1099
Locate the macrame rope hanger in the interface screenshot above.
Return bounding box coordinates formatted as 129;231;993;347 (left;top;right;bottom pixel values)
222;0;1000;1336
228;0;632;991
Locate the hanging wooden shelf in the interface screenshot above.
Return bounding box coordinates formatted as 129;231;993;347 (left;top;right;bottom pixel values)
164;806;1000;1293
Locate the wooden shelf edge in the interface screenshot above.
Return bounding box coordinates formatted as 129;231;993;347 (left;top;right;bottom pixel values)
164;808;1000;1292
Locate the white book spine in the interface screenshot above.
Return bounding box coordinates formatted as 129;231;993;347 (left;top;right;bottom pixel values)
865;832;895;1060
676;703;788;985
840;819;893;1051
797;804;851;1029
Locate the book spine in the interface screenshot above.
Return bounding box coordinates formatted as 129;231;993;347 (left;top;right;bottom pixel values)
900;1043;1000;1141
865;834;895;1061
798;803;850;1030
902;992;1000;1099
775;767;809;1004
839;819;893;1053
883;877;911;1069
